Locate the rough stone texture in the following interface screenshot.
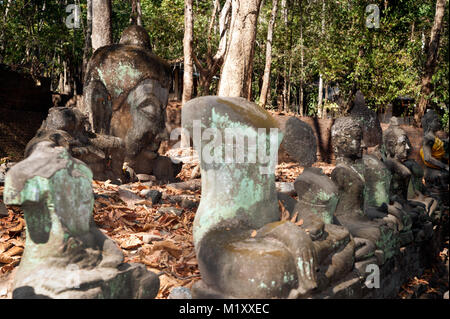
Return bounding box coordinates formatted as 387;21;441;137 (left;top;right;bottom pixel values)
0;200;7;217
350;91;383;147
184;96;318;299
168;286;192;299
83;25;173;181
3;141;159;299
275;182;296;196
331;117;399;262
140;189;162;204
281;116;317;167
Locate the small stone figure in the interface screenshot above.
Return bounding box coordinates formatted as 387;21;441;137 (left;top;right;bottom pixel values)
3;141;160;298
25;106;124;181
293;167;355;288
82;25;179;182
183;96;318;299
331;117;399;261
419;110;449;191
350;91;383;148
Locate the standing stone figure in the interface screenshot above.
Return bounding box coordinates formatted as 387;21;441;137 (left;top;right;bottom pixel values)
419;110;449;191
3;141;160;298
183;96;318;299
83;25;179;182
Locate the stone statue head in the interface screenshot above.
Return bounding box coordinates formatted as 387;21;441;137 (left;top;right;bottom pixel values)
119;25;152;51
421;109;441;134
383;119;412;162
331;117;365;161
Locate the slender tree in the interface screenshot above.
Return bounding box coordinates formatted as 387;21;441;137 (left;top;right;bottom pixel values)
92;0;112;51
414;0;447;126
182;0;194;105
259;0;279;107
218;0;263;98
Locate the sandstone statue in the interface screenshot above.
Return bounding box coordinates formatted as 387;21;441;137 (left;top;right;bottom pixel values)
3;141;160;298
183;96;319;299
331;117;399;261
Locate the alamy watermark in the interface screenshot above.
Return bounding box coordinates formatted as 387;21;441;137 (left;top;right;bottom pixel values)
65;4;81;29
365;264;380;289
170;121;280;175
365;4;380;29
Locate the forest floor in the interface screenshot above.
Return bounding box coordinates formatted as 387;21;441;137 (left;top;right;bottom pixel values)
0;158;448;299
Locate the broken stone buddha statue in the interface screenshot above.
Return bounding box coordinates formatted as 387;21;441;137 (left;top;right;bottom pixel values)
3;141;160;298
331;117;399;262
183;96;319;299
382;118;436;241
83;24;180;182
419;110;449;191
293;167;355;289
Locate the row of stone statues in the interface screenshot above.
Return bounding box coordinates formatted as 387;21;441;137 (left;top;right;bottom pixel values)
2;24;448;298
183;96;447;299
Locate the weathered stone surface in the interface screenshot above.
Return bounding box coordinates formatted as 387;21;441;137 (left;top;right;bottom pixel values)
139;189;162;204
166;179;201;192
3;141;159;299
83;25;174;181
184;96;319;299
281;116;317;167
0;201;7;217
136;174;156;182
275;182;296;196
158;206;183;217
350;91;383;147
331;117;399;261
168;286;192;299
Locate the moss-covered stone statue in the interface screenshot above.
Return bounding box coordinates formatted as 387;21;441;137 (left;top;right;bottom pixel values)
82;25;180;182
330;117;400;262
382;118;436;242
3;141;160;298
183;96;319;299
292;167;355;289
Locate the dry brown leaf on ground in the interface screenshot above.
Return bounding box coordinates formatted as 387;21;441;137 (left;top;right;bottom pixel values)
152;240;182;258
7;218;24;233
2;246;23;257
120;235;143;250
0;242;12;254
0;254;14;264
279;200;290;221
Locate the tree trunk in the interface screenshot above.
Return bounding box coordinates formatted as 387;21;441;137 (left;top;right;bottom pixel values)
218;0;263;98
193;0;231;96
92;0;112;51
259;0;279;107
299;0;304;116
182;0;194;105
317;0;325;118
82;0;92;83
414;0;446;127
130;0;143;26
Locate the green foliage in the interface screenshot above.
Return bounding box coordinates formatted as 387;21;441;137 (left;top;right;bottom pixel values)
0;0;447;125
